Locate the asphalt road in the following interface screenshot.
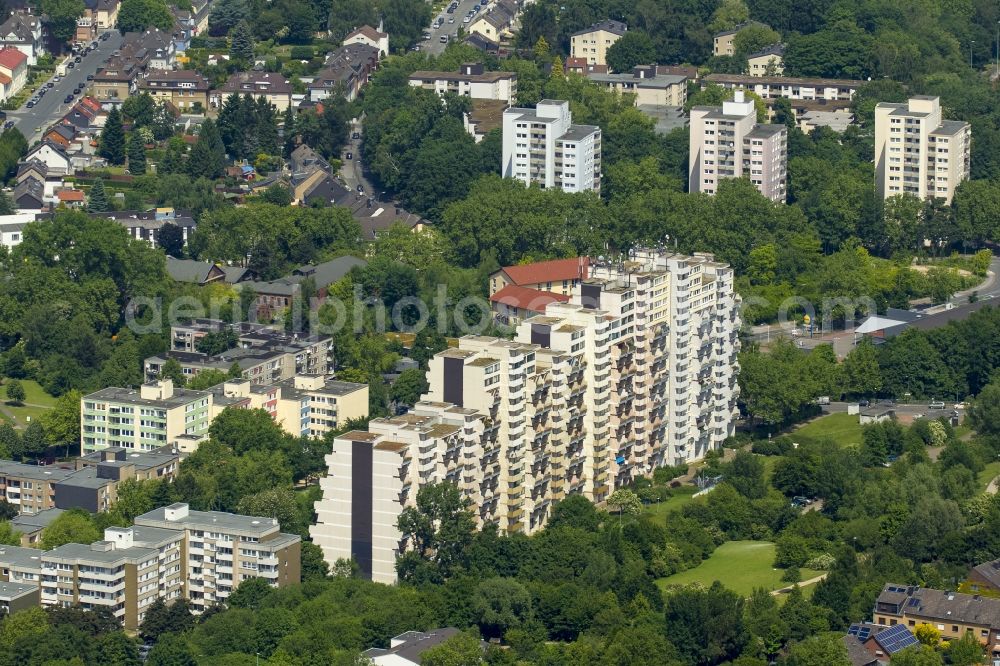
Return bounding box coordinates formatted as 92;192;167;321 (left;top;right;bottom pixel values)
7;30;122;143
340;117;378;198
419;0;485;55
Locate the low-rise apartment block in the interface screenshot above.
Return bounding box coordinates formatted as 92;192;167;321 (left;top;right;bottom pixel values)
134;503;300;612
0;448;179;513
585;65;687;106
570;20;626;68
145;321;331;385
712;21;768;57
702;73;862;103
874;95;971;203
0;504;299;627
312;250;740;583
502;99;602;193
689;90;787;202
211;71;293;112
746;44;784;76
81;380;211;454
408;63;516;103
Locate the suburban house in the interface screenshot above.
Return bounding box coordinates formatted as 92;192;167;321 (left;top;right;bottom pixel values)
0;213;37;249
407;63;516;102
873;584;1000;659
211;71;293;111
468;0;520;44
570;20;627;68
463;32;499;55
489;257;589;297
0;47;27;101
363;629;483;665
56;188;85;207
24;141;72;176
43;124;75;149
965;559;1000;596
308;43;380;102
241;256;368;316
90;0;120;29
126;28;176;70
165;257;226;285
342;24;389;58
98;208;197;248
843;623;918;665
747;43;784;76
12;177;43;209
75;11;97;43
0;11;43;65
585;65;687;106
10;508;65;546
488;257;590;325
140;69;210;111
92;58;144;104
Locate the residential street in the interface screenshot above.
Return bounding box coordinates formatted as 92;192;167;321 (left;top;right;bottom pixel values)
340;117;377;198
7;30;122;143
418;0;485;55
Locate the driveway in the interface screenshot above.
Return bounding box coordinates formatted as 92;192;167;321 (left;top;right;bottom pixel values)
6;30;122;143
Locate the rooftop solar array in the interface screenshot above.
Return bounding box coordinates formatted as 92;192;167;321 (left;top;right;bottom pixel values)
875;624;919;654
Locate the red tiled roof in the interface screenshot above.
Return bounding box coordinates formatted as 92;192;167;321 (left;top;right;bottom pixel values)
57;189;85;202
489;285;569;312
0;47;27;70
499;257;589;286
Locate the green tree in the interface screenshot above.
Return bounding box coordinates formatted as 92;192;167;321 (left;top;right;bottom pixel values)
946;628;985;666
0;606;48;651
42;389;81;449
397;482;476;583
733;24;782;60
236;487;300;534
606;489;642;524
42;0;85;43
19;420;48;460
5;379;25;404
139;598;195;643
420;631;484;666
472;577;533;639
146;632;198;666
127;134;147;175
390;368;428;407
229;19;254;61
158;358;186;386
226;576;273;609
87;178;110;212
547;494;601;531
665;582;749;665
605;31;656;73
110;478;153;522
160;137;188;175
0;423;18;459
99;107;126;166
842;338;882;397
782;634;851;666
157;222;185;258
890;645;945;666
116;0;174;32
122;93;156;128
300;541;329;581
40;510;100;550
0;520;21;546
187;118;226;180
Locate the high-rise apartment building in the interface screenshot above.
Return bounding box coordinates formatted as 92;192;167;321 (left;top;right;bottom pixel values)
689;90;787;202
502;99;602;193
311;251;741;583
874;96;971;203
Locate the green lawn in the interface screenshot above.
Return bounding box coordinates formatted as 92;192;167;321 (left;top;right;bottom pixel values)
642;485;699;521
0;379;56;429
657;541;825;597
978;461;1000;493
791;412;864;448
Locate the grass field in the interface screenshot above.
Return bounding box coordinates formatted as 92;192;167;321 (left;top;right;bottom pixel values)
657;541;825;597
0;379;57;429
791;412;864;448
978;461;1000;493
641;485;699;521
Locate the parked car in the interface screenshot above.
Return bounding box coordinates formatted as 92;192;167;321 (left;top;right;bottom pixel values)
25;100;34;108
101;32;110;40
46;82;54;88
346;152;352;160
929;400;945;409
74;56;81;63
64;95;73;103
86;74;94;80
67;61;75;68
352;132;360;139
448;16;455;23
439;34;448;43
858;399;870;407
356;184;364;194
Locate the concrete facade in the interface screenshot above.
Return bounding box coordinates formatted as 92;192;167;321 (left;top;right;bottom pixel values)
874;96;971;203
502;100;601;192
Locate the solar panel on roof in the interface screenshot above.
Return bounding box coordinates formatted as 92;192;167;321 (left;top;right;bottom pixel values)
847;625;872;641
908;597;920;607
875;624;919;654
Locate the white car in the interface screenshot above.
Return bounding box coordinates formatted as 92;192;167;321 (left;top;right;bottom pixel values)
448;16;455;23
463;15;471;22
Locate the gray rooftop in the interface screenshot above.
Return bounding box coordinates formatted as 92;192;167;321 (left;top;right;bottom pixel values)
363;628;469;662
43;541;157;565
587;72;686;89
747;124;786;138
11;508;65;534
135;503;282;537
0;581;39;600
558;124;600;142
0;545;45;571
0;460;75;483
84;385;210;409
933;119;969;136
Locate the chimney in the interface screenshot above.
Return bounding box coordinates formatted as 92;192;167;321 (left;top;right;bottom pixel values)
734;90;745;104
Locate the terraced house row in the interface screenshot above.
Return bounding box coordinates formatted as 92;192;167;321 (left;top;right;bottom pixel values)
311;250;741;583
